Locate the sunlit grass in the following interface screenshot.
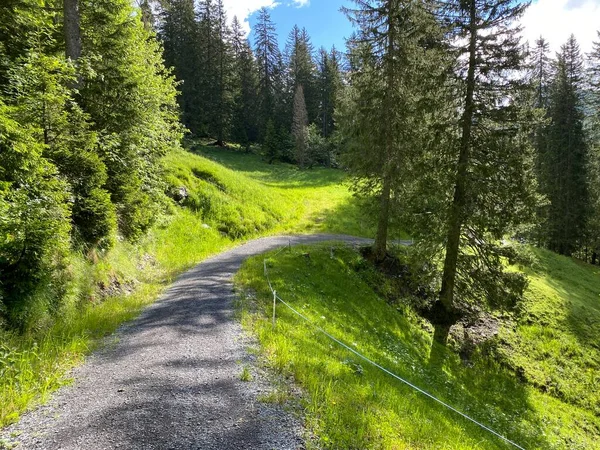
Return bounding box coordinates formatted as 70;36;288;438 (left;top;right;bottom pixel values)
235;243;600;449
0;145;373;428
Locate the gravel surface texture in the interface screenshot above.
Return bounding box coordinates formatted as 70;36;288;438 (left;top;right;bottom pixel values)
1;234;373;450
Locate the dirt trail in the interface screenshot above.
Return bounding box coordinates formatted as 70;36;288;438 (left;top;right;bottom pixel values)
1;234;372;450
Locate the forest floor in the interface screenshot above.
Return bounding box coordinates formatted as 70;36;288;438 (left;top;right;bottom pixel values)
1;146;598;449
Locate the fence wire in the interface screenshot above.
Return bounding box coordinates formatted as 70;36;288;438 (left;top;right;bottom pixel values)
262;250;526;450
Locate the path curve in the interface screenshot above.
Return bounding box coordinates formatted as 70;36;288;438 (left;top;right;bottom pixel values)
1;234;373;450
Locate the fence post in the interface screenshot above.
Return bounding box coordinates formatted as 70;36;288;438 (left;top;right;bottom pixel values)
272;290;277;328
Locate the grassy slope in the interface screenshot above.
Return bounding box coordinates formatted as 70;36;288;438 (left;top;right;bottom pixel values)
500;247;600;416
0;146;369;427
235;243;600;449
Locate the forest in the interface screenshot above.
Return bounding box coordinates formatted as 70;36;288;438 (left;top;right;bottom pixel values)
0;0;599;446
2;0;598;334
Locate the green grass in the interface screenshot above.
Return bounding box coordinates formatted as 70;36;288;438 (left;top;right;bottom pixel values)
235;243;600;449
499;247;600;416
0;145;373;427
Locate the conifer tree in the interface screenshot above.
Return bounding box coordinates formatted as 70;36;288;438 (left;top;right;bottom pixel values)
231;16;259;149
292;85;309;168
254;7;281;139
544;35;588;256
160;0;201;133
341;0;448;261
437;0;538;335
586;32;600;262
80;0;182;240
317;46;342;138
0;100;71;329
285;26;318;126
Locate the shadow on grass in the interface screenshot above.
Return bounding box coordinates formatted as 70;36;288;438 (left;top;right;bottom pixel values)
271;302;549;449
251;247;552;449
196;146;347;188
524;247;600;345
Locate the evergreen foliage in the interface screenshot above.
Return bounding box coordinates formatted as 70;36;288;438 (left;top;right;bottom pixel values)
432;0;538;333
0;101;71;329
0;0;181;329
230;16;259;149
542;36;588;256
80;0;182;240
292;85;309;168
340;0;450;261
254;7;283;138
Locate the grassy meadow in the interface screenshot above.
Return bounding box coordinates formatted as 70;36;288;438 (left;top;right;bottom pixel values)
0;145;370;427
235;243;600;449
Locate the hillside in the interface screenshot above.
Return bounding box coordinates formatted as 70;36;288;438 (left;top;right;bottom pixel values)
235;243;600;449
0;146;374;427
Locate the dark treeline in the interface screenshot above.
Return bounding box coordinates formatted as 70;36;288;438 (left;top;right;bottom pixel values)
0;0;182;329
156;1;343;166
531;35;600;262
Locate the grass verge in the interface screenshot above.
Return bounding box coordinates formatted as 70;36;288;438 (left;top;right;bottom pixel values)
235;242;600;449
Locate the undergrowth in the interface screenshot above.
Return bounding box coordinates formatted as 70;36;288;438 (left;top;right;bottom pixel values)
235;242;600;449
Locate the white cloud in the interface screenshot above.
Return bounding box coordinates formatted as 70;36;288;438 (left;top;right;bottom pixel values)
291;0;310;7
222;0;279;35
520;0;600;55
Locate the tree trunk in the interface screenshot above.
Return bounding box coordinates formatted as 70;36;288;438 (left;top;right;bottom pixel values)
374;174;392;261
592;252;597;265
373;1;397;263
64;0;82;61
439;0;477;311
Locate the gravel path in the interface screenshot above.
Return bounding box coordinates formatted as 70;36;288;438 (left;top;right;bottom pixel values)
1;234;373;450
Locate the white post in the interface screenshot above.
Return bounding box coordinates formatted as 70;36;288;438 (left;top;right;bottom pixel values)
272;290;277;328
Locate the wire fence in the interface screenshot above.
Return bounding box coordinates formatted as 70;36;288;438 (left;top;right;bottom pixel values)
262;246;526;450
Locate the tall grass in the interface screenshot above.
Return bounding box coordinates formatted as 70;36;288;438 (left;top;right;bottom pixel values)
235;243;600;449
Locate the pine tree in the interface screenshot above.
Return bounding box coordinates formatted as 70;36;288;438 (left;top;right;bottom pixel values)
285;26;318;126
317;46;342;138
437;0;538;336
0;99;71;329
231;16;258;149
80;0;182;240
544;35;588;256
586;32;600;263
292;85;309;168
159;0;201;133
341;0;448;261
529;36;553;245
254;7;281;139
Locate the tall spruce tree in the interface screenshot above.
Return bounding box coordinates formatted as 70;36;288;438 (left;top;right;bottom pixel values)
285;26;318;126
437;0;538;337
529;36;553;244
317;46;342;138
341;0;447;261
254;7;281;139
231;16;259;149
292;85;309;167
159;0;201;133
587;32;600;262
544;35;588;256
80;0;182;240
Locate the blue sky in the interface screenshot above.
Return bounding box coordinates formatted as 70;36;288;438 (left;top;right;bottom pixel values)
247;0;352;52
224;0;600;55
